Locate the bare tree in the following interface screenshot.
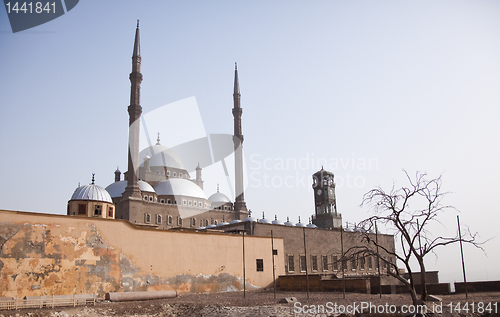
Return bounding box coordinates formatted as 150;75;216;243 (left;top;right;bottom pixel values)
346;170;482;305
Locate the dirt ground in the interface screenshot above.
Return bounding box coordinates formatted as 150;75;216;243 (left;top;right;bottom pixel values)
1;291;499;317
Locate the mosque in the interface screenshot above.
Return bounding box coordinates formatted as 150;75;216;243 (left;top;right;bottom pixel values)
67;21;249;230
64;22;397;282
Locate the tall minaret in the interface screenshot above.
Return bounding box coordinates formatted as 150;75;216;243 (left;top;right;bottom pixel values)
122;20;143;201
232;63;247;215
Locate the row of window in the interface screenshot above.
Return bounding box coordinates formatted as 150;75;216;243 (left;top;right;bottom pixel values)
141;196;230;210
143;213;227;228
144;195;157;202
166;171;183;178
73;204;114;218
153;197;210;209
214;205;233;211
287;255;393;273
151;170;185;178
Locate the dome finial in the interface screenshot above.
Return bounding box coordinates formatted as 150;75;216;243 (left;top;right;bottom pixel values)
91;173;95;185
262;211;265;219
156;132;161;145
298;216;301;223
137;19;139;28
217;183;219;192
235;62;237;70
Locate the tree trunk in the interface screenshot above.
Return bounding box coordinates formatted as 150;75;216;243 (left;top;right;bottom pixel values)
387;269;419;307
418;257;428;302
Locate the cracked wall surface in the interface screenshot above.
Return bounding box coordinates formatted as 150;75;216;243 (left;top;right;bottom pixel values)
0;210;284;298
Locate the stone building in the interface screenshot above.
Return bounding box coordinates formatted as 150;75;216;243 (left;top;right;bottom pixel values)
63;21;398;287
67;22;249;230
67;174;115;219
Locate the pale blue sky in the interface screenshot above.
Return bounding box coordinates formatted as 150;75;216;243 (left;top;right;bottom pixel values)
1;1;499;285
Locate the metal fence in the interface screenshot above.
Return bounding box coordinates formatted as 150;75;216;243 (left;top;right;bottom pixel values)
0;294;96;310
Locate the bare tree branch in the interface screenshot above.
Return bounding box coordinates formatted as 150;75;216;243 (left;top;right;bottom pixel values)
357;170;485;304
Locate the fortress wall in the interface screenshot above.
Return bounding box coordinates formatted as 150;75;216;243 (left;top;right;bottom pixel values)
0;210;284;298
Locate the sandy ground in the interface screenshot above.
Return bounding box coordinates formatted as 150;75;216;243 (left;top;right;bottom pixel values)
0;291;499;317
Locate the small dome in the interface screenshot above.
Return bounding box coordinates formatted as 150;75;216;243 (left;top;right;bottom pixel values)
229;219;242;224
155;178;207;199
272;215;284;225
71;184;112;203
216;221;229;227
208;192;231;203
295;216;306;227
105;180;155;198
284;217;295;226
243;216;258;222
139;181;155;193
306;223;318;228
197;226;206;230
139;144;185;170
206;224;217;229
258;212;271;224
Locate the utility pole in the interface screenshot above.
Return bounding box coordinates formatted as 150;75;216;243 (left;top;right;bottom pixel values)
457;215;468;299
375;222;381;298
303;227;310;299
341;225;345;299
242;231;246;298
271;230;276;299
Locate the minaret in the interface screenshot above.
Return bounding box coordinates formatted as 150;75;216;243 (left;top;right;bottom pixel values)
114;167;121;182
122;20;143;200
195;163;203;189
232;63;247;216
119;21;143;222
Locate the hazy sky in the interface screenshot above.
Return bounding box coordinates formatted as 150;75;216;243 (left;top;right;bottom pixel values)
1;1;499;285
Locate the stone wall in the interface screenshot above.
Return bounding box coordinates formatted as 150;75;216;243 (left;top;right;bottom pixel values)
0;210;284;298
276;274;371;293
455;281;500;293
380;283;451;295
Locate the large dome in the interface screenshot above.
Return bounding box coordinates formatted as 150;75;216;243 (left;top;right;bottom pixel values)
139;144;185;170
208;192;231;203
105;180;155;198
71;184;112;203
155;178;207;199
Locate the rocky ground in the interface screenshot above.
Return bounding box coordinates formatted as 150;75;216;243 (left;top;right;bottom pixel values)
1;291;499;317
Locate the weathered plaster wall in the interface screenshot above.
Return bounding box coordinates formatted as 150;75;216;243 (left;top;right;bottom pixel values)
0;210;284;298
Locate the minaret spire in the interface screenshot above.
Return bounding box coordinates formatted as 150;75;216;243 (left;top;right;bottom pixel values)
122;21;143;202
234;63;240;95
232;63;247;216
133;20;140;58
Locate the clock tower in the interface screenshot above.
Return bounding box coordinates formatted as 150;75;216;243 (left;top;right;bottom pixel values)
312;168;342;229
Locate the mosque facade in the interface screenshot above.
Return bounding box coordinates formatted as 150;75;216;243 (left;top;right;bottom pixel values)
67;22;248;230
64;22;398;282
